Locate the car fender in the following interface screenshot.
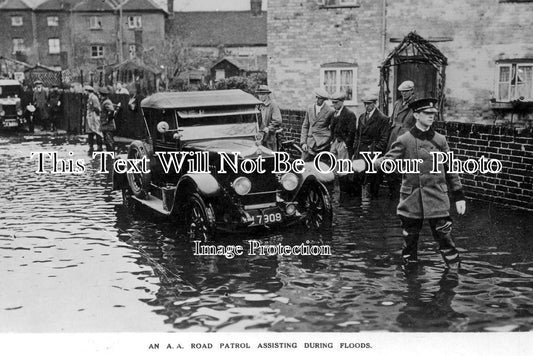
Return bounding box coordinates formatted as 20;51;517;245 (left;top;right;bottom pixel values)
177;173;220;197
300;161;335;184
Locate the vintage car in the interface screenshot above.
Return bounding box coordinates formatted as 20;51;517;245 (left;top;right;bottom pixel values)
0;79;26;129
113;90;334;241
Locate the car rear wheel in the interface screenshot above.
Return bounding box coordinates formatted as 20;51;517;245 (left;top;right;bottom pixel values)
184;193;216;242
126;141;151;199
300;182;333;230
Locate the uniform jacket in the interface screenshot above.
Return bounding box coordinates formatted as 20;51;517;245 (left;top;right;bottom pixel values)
100;97;116;132
387;97;416;151
353;108;390;157
300;102;335;152
259;98;282;150
379;126;463;219
330;106;357;157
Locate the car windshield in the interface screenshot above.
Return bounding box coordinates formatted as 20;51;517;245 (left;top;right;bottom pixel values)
177;108;259;141
0;85;22;98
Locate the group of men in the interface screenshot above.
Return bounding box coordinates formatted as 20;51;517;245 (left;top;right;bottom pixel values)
31;80;63;132
84;85;120;155
255;81;466;270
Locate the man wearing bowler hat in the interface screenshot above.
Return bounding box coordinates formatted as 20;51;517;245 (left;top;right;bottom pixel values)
256;85;282;150
300;88;335;161
352;93;390;197
358;98;466;270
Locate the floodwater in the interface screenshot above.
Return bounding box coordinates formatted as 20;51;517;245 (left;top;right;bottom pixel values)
1;133;532;332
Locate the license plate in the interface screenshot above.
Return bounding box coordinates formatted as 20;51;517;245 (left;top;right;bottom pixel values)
253;208;282;225
3;121;18;127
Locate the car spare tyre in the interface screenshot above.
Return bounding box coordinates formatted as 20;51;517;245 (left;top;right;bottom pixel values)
126;140;152;199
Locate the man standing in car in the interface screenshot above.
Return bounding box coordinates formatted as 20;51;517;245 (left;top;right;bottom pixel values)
256;85;282;150
300;88;335;162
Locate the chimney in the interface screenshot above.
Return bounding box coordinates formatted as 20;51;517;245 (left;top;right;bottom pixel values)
168;0;174;18
251;0;262;17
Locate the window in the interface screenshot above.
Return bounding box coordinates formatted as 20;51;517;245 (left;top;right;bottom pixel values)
496;62;533;101
11;16;23;26
48;38;60;54
318;0;359;8
89;16;102;29
47;16;59;26
91;45;104;58
215;69;226;81
129;45;136;59
12;38;25;54
127;16;142;29
320;63;358;105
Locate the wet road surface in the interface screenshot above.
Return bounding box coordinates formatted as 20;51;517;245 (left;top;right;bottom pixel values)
1;133;532;332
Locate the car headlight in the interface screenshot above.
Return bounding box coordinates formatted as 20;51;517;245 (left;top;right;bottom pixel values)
280;173;298;191
232;176;251;195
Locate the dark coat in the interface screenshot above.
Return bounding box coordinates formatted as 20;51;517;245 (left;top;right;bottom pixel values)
330;106;357;157
100;97;116;132
378;126;463;219
48;89;62;113
300;103;335;152
353;108;390;157
259;98;282;150
386;97;416;151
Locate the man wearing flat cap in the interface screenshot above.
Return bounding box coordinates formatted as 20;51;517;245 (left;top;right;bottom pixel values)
386;80;417;197
329;91;357;193
360;98;466;270
300;88;335;161
256;85;282;150
32;80;49;131
352;94;390;197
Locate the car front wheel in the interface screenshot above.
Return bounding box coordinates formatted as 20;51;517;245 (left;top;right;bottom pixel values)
184;193;216;242
299;182;333;230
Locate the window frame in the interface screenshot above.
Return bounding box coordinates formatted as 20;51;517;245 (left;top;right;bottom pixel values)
48;38;61;54
320;63;358;106
11;16;23;27
127;16;142;29
89;16;102;30
129;44;136;59
47;16;59;27
319;0;359;9
90;45;104;59
496;62;533;102
12;38;25;54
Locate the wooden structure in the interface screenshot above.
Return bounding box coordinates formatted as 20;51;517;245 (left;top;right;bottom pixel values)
379;32;448;118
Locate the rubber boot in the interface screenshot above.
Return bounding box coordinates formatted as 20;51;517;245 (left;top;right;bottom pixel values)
431;219;460;270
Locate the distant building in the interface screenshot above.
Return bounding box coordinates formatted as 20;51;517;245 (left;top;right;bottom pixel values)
268;0;533;124
0;0;35;64
210;56;267;81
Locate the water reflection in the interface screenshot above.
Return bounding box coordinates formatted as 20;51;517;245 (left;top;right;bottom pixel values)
1;133;532;332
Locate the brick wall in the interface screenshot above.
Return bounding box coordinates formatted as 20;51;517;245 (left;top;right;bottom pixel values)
281;109;533;210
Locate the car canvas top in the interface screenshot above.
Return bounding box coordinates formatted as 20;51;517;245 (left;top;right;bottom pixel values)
140;89;262;110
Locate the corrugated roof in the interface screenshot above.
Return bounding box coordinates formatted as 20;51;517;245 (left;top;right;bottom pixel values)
0;0;31;10
141;89;261;109
167;11;267;47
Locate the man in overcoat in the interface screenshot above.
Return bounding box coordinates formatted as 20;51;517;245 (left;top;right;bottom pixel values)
99;87;117;152
386;80;417;197
330;91;357;193
256;85;282;151
48;84;62;131
352;94;390;197
358;98;466;269
300;88;335;161
32;80;49;130
85;85;103;154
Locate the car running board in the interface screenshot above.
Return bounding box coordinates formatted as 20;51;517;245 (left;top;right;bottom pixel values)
131;194;172;216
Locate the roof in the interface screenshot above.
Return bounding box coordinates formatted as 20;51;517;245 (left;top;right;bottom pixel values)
72;0;114;12
24;64;61;72
167;11;267;47
212;56;267;72
109;58;161;74
0;79;22;86
121;0;166;13
35;0;81;11
0;0;31;10
141;89;261;109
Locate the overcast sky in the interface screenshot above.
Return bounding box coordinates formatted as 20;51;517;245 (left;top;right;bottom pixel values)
23;0;268;11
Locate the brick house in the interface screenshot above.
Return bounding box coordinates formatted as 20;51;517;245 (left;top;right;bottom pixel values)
268;0;533;125
0;0;35;64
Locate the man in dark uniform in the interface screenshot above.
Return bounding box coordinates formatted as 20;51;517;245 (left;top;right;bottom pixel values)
48;84;62;131
300;88;335;162
386;80;417;197
356;98;466;270
352;94;390;197
329;91;357;194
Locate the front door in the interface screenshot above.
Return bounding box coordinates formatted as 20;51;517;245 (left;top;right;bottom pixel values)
394;57;438;102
